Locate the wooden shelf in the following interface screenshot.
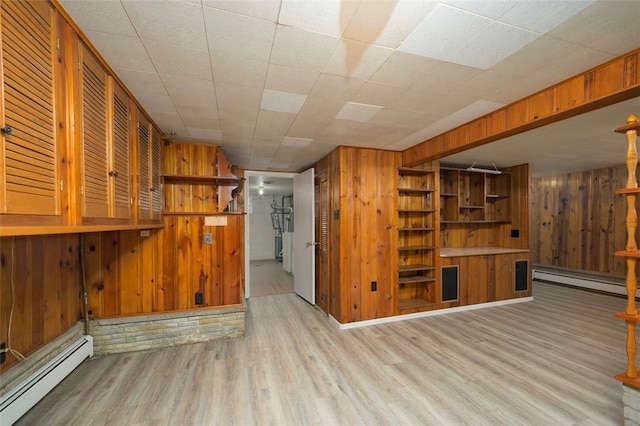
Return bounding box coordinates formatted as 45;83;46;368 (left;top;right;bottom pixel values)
398;245;436;251
616;188;640;195
460;205;484;209
399;275;436;284
615;250;640;258
398;227;435;231
398;297;435;310
616;312;640;322
0;223;164;237
398;209;436;213
163;211;245;216
399;264;435;272
398;167;434;176
441;220;511;224
398;188;436;193
163;174;244;186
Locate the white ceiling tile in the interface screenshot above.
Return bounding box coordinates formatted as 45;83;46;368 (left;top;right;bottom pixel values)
441;0;516;19
215;83;263;108
212;55;268;88
335;102;383;122
270;25;340;71
202;0;281;22
342;0;437;48
279;0;360;38
308;73;366;102
59;0;137;37
115;69;167;97
122;0;208;50
180;111;221;129
145;40;212;81
162;75;217;109
83;31;155;74
282;137;313;148
204;8;276;62
499;0;595;34
265;64;320;95
136;93;178;116
369;52;439;88
399;3;539;70
351;82;402;107
260;90;307;114
255;110;297;136
323;39;394;80
287;97;344;138
187;127;223;140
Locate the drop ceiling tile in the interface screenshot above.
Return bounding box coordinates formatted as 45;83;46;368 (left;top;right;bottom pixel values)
219;109;258;133
202;0;281;22
369;52;439;88
547;1;640;55
499;0;595;34
282;137;313;148
255;110;297;136
135;93;179;116
343;0;437;48
59;1;136;37
83;31;155;74
221;132;255;146
408;61;482;96
162;75;217;109
115;69;167;97
287;98;344;138
279;0;360;38
316;119;364;139
215;83;263;109
204;8;276;62
260;90;307;114
265;64;320;95
122;0;208;50
441;0;516;19
335;102;383;122
187;127;223;140
308;73;366;102
270;25;341;71
212;55;269;89
351;81;403;107
323;39;394;80
180;112;221;129
144;40;212;81
398;3;539;70
367;108;432;130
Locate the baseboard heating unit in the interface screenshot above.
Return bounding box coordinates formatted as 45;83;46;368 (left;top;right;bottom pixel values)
0;335;93;426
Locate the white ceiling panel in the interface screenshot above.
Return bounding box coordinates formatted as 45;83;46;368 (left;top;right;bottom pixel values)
83;31;155;74
204;7;276;62
282;137;313;148
212;56;269;89
260;90;307;114
270;25;340;71
323;39;394;80
335;102;383;122
122;0;208;50
279;0;360;38
59;0;639;175
202;0;281;22
59;0;136;36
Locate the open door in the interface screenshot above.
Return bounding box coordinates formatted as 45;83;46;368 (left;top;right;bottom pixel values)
293;168;315;304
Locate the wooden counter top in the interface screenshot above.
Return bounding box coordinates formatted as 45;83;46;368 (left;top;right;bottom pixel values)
440;247;530;257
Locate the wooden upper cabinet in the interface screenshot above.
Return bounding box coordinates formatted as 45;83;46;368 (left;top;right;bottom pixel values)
110;80;131;219
78;42;109;219
136;112;152;221
0;0;60;215
150;126;163;219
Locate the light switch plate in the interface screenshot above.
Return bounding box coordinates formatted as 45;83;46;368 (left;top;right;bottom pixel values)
204;233;213;244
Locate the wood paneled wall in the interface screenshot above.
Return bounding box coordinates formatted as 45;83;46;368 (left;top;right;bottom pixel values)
324;147;401;323
0;235;82;373
530;165;628;275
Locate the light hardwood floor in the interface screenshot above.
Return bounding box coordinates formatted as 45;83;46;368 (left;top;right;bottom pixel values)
18;282;626;425
249;259;294;297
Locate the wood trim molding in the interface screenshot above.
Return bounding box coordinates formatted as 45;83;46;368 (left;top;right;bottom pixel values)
402;48;640;166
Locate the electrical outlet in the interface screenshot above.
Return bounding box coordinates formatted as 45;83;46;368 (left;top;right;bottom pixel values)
371;281;377;292
195;292;204;305
0;342;6;364
204;233;213;245
511;229;520;238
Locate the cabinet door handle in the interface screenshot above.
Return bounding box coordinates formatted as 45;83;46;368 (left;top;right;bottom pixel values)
150;187;156;192
1;125;12;135
109;171;119;177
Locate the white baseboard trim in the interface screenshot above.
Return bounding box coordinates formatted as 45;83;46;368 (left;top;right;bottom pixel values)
330;297;534;330
532;269;627;296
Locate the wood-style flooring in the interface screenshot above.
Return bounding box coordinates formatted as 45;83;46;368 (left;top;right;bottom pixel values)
18;282;626;425
249;259;294;297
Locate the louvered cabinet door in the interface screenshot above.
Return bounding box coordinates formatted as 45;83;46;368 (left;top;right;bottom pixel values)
1;0;60;215
79;43;109;219
111;81;131;219
137;112;151;221
150;126;162;219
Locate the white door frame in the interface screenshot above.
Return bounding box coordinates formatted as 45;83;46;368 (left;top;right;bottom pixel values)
243;170;296;299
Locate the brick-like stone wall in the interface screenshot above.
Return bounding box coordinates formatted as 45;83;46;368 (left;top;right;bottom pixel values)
624;384;640;425
90;305;246;355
